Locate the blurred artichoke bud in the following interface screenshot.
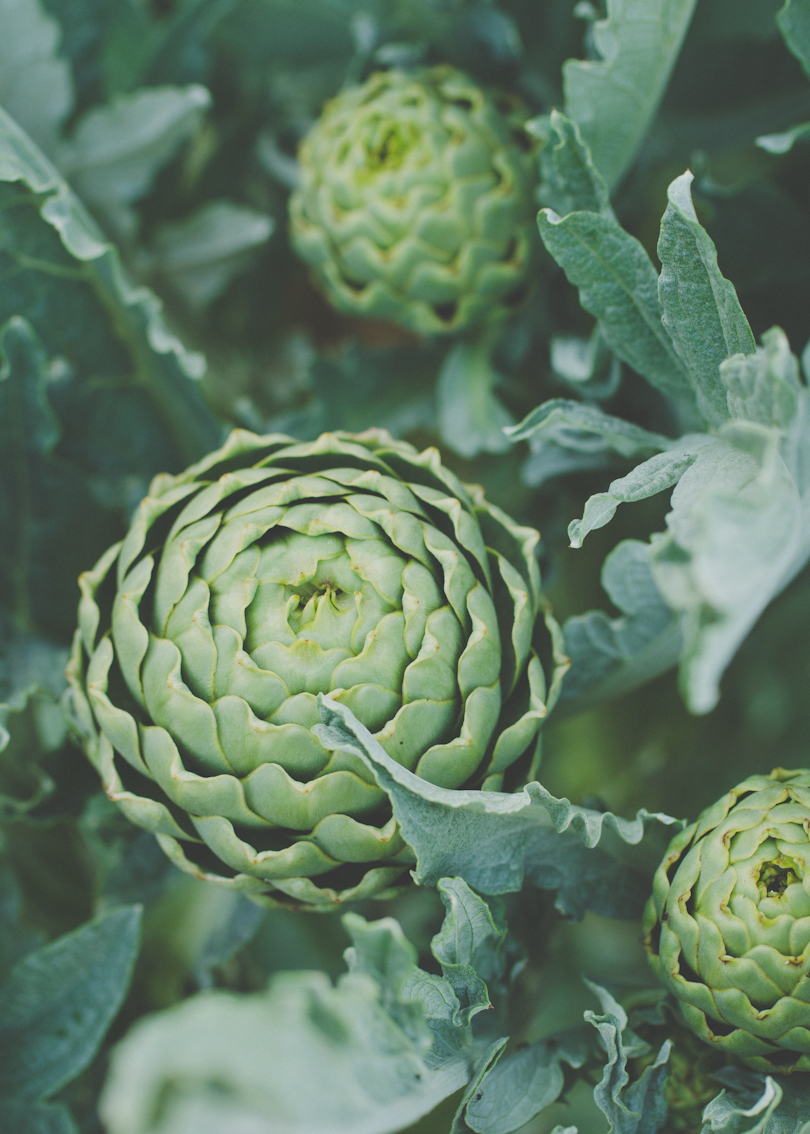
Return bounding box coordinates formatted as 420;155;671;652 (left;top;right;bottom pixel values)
67;430;553;908
643;768;810;1073
288;66;537;336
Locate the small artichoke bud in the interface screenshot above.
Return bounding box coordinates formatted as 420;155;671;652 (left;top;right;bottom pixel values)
643;768;810;1074
67;430;551;909
288;66;538;336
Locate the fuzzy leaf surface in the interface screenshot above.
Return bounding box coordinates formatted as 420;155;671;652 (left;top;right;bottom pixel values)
314;698;682;920
563;0;698;188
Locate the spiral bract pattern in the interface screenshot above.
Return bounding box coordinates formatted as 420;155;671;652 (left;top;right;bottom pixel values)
643;769;810;1073
288;66;537;336
67;430;553;907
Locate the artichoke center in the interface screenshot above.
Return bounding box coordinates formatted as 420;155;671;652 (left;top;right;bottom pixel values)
757;856;802;898
363;118;416;172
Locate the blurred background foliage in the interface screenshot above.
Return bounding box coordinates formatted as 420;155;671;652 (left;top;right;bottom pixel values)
4;0;810;1131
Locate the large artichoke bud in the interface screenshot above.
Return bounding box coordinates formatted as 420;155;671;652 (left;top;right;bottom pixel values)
288;66;537;337
643;768;810;1074
67;430;552;908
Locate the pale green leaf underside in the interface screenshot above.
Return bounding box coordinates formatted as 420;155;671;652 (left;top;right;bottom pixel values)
314;697;682;921
563;0;699;188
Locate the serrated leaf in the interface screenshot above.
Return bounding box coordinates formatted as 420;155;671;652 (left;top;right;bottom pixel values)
437;339;514;459
0;0;73;157
563;0;699;188
536;209;696;415
559;540;681;711
587;1000;670;1134
0;104;221;472
657;171;756;426
314;697;683;921
0;905;141;1101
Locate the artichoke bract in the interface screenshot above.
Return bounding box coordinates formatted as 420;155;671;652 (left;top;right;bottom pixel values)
67;429;552;908
643;769;810;1074
288;66;537;337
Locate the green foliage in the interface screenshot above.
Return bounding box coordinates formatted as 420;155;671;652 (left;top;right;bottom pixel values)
3;0;810;1131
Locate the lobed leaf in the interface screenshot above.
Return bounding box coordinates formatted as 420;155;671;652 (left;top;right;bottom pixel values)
315;697;683;920
563;0;699;189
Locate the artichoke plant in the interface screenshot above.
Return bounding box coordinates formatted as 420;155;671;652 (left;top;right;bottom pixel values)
66;429;552;908
288;66;537;337
643;768;810;1074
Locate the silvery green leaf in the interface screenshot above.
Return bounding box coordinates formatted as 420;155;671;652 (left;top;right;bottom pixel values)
427;879;503;1027
536;209;696;414
559;540;681;711
0;0;73;157
778;0;810;80
755;121;810;153
315;697;683;921
0;106;221;466
650;418;810;713
567;436;715;548
461;1030;589;1134
0;906;141;1101
699;1071;810;1134
100;969;470;1134
657;171;756;426
342;913;433;1052
0;1099;78;1134
150;200;274;308
437;339;513;459
433;878;509;989
450;1039;508;1134
721;326;801;427
563;0;699;188
587;998;670;1134
60;85;211;232
508;400;672;459
538;109;613;218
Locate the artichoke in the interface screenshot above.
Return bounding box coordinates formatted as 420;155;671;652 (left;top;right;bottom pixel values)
67;429;553;908
643;768;810;1074
288;66;537;337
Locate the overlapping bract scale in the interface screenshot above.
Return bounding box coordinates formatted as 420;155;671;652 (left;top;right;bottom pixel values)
67;429;553;908
644;768;810;1073
288;66;537;336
